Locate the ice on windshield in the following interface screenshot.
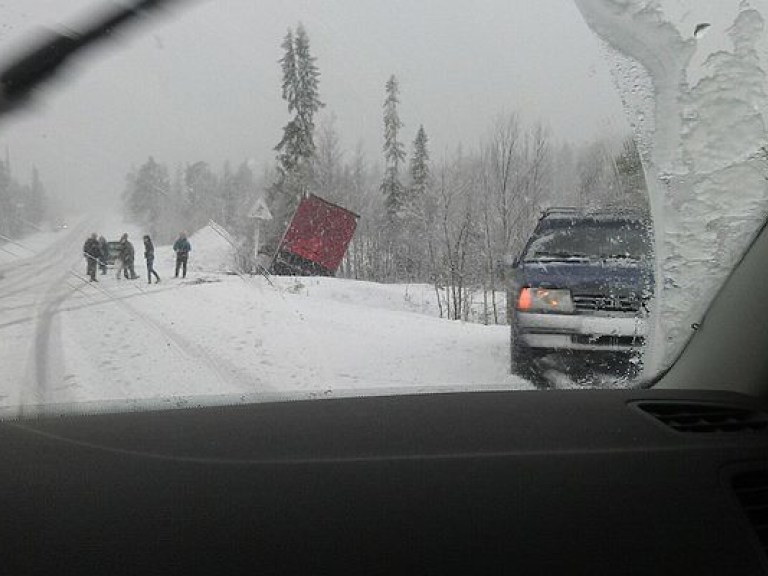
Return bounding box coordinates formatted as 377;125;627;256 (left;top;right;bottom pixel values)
575;0;768;376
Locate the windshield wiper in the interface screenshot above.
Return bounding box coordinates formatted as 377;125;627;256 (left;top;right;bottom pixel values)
0;0;182;119
600;254;640;260
524;252;590;262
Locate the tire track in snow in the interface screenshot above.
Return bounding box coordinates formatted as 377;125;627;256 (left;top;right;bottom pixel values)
80;276;273;394
7;218;264;403
21;225;92;406
29;275;78;404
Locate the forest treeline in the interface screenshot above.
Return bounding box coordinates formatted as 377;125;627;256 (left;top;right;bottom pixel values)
122;24;648;324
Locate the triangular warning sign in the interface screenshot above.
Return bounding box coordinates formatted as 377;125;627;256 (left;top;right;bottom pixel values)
248;197;273;220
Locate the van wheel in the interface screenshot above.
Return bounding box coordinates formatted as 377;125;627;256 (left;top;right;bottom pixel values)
511;344;534;378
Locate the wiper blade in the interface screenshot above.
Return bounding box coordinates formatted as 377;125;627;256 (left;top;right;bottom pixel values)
525;251;590;262
601;254;640;260
0;0;182;118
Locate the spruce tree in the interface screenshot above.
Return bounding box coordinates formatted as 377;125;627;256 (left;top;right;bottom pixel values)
184;161;217;231
408;124;430;215
294;25;323;158
380;75;406;221
269;24;324;256
274;24;324;188
124;157;170;238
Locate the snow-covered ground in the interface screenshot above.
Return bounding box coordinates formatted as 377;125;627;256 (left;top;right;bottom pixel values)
0;226;71;264
0;224;531;417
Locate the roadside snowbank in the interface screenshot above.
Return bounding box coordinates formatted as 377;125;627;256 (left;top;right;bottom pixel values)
29;273;530;411
273;277;509;324
154;224;235;276
149;223;509;325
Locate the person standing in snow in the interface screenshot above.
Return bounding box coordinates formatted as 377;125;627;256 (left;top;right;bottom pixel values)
123;234;139;279
116;233;139;280
143;234;161;284
173;232;191;278
98;235;109;275
115;233;127;279
83;232;101;282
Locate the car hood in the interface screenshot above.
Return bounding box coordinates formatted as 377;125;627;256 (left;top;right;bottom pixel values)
518;259;653;295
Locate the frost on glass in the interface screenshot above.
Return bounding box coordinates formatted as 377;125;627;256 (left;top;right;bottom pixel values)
575;0;768;375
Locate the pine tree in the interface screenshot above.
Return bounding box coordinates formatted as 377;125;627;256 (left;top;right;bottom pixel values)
276;29;300;175
184;161;217;231
380;75;406;221
279;29;297;113
274;24;324;186
408;124;430;216
124;157;170;238
267;24;325;258
294;25;323;156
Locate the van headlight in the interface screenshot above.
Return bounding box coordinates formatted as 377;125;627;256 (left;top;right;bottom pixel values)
516;287;574;313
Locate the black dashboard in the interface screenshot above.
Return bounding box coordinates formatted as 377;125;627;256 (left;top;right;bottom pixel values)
1;388;766;575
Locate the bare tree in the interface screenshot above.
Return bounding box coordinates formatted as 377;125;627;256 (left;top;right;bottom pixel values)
476;115;551;324
429;151;482;320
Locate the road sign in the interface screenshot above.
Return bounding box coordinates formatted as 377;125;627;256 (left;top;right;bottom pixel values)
248;197;272;221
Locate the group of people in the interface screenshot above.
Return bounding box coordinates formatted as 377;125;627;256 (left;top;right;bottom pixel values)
82;232;192;284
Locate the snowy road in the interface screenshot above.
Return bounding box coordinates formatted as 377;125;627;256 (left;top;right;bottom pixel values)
0;222;87;406
0;225;532;416
0;224;273;410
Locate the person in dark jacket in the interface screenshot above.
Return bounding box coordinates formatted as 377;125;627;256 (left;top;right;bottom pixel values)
83;233;101;282
123;235;138;280
98;235;108;275
115;233;139;280
143;235;161;284
173;232;191;278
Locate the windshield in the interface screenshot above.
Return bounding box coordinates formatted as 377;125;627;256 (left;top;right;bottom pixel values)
0;0;767;415
523;219;651;261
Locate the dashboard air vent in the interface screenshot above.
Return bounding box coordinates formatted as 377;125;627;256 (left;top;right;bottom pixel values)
732;470;768;558
635;402;768;433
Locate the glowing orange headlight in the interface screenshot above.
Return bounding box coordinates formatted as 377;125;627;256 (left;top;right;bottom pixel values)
516;287;574;313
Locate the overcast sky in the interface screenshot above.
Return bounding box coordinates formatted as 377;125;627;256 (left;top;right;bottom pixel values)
0;0;628;210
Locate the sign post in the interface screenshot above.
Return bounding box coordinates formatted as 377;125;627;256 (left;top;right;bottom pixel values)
247;197;273;270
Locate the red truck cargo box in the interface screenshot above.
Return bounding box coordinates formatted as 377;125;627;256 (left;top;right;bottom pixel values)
277;195;359;274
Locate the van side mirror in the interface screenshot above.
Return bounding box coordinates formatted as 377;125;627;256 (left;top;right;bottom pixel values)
500;254;518;269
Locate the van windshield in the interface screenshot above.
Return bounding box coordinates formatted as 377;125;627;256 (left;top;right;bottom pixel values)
523;219;651;262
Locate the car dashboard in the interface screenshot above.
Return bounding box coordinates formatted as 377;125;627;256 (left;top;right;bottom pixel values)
0;388;766;575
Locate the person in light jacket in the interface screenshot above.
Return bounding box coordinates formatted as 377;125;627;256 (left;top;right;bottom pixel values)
98;235;108;275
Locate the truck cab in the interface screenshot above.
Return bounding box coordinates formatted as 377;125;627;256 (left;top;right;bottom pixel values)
509;208;653;386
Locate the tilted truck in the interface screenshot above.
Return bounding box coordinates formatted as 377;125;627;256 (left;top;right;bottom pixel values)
271;194;359;277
